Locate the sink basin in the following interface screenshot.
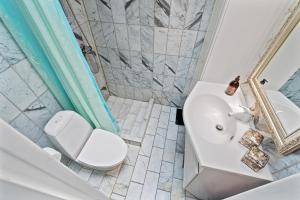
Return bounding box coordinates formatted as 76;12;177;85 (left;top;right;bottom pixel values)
189;94;236;144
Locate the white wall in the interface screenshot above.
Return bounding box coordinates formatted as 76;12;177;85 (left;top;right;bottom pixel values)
262;21;300;90
201;0;298;84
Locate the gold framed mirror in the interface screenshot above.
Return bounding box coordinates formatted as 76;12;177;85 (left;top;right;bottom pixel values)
248;2;300;155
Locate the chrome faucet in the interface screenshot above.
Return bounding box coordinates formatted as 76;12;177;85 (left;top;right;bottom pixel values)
228;105;254;123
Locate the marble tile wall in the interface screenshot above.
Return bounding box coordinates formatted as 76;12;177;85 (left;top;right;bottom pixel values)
0;20;62;148
84;0;215;107
60;0;110;99
279;68;300;107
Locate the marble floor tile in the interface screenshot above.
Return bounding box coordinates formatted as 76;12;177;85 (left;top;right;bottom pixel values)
156;189;171;200
163;140;177;163
126;182;143;200
171;178;185;200
153;128;167;149
148;147;164;173
129;100;142;114
109;96;152;144
146;118;159;135
141;171;159;200
106;164;122;177
140;134;155;157
65;100;186;199
68;161;82;173
111;193;126;200
113;165;134;196
77;167;93;182
169;107;177;122
122;113;136;130
158;112;170;129
131;155;150;184
88;170;105;189
118;100;132;119
166;123;179;141
131;122;147;139
161;105;171;113
151;104;162;118
174;153;184;180
176;132;185;153
100;175;117;198
158;161;174;192
136;106;147;122
125;144;140;166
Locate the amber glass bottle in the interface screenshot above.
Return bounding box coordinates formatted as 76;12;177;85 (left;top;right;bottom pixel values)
225;76;240;96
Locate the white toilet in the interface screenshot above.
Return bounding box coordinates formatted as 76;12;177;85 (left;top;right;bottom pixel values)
44;110;127;170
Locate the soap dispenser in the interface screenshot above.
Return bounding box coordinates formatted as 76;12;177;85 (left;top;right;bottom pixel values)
225;76;240;96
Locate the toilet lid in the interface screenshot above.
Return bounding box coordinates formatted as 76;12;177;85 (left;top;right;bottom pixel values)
77;129;128;169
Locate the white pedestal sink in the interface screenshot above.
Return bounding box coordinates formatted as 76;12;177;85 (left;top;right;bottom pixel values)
183;81;273;200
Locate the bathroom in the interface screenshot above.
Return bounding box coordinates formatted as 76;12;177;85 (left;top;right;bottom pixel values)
1;0;300;199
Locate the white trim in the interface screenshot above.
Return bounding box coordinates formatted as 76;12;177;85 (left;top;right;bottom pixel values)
200;0;229;80
0;119;107;200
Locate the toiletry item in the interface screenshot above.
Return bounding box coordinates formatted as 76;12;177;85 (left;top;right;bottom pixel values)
241;146;269;172
260;78;268;85
225;76;240;96
239;129;264;149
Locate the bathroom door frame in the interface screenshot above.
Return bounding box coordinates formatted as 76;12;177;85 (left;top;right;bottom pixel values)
0;119;107;200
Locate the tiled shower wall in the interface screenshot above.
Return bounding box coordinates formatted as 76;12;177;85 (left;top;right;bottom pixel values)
0;20;62;148
84;0;215;107
60;0;110;99
280;68;300;107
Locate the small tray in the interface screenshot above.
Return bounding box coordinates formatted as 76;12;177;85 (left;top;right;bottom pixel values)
239;129;264;149
242;146;269;172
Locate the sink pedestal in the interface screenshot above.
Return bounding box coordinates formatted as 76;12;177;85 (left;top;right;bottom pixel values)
183;133;270;200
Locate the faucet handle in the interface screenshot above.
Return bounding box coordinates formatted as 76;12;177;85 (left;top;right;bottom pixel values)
239;105;253;115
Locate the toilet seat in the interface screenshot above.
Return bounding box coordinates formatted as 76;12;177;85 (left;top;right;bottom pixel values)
44;110;128;171
76;129;128;170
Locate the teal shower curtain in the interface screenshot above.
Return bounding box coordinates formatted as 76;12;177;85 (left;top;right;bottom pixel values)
0;0;119;133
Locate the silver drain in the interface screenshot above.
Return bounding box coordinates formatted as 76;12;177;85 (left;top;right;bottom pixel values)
216;124;223;131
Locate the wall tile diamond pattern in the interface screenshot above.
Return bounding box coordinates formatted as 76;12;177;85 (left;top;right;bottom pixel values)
84;0;215;107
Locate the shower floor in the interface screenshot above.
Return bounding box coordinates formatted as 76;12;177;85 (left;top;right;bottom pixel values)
64;102;196;199
107;96;153;145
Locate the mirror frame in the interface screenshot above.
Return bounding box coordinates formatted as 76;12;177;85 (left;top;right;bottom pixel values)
248;3;300;155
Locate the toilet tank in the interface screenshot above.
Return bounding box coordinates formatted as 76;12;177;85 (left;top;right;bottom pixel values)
44;111;93;160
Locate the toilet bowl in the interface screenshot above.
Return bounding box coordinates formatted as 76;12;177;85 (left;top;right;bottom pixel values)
44;110;127;170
